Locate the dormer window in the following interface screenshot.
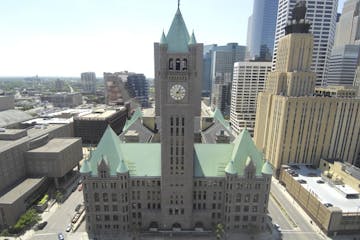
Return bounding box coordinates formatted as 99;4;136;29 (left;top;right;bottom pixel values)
100;170;107;178
169;58;174;70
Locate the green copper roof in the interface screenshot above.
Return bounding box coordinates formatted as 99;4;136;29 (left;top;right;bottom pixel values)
160;31;167;44
230;129;264;176
80;159;91;173
117;159;129;174
188;31;197;45
123;108;142;132
225;161;237;175
213;108;230;129
261;161;273;175
166;8;190;53
194;144;233;177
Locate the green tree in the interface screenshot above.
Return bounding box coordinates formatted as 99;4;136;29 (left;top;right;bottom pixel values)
215;223;225;240
55;191;63;203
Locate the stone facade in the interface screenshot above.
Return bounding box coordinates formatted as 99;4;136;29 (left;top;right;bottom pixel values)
81;6;272;236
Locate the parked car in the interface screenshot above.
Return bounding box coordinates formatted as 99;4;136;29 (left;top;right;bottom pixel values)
297;179;307;184
324;203;333;207
75;204;82;212
34;221;47;230
316;179;324;184
58;233;65;240
78;184;83;191
66;223;72;232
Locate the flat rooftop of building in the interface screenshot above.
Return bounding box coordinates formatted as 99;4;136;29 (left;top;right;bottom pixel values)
23;117;73;125
142;108;155;117
77;108;126;120
286;165;360;212
27;138;80;153
0;124;68;152
0;177;45;204
201;101;213;117
0;109;33;128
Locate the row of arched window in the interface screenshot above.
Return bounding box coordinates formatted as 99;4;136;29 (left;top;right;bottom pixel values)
169;58;187;71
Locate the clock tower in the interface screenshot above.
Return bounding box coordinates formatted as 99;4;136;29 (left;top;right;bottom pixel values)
154;5;202;229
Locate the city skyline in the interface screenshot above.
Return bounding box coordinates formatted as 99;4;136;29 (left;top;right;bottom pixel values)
0;0;346;78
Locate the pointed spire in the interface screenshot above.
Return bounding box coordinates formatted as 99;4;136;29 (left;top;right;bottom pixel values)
166;7;190;52
117;159;129;174
160;30;167;44
188;31;197;45
178;0;180;9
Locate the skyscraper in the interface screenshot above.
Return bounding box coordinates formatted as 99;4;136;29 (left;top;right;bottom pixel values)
327;0;360;86
230;61;272;135
255;2;360;174
202;44;217;97
209;43;246;116
81;72;97;94
272;0;338;86
247;0;278;61
81;4;272;235
125;74;149;108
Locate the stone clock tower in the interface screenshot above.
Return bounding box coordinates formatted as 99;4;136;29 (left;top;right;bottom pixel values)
154;5;202;229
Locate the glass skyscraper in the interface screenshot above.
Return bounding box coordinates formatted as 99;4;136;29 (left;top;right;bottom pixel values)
247;0;278;61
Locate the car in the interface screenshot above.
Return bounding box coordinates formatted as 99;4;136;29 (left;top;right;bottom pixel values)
297;179;307;184
75;204;82;212
324;203;333;207
58;233;64;240
34;221;47;230
78;184;83;191
316;179;325;184
66;223;72;232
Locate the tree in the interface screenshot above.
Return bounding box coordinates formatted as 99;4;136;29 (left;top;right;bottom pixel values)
55;191;63;203
215;223;225;240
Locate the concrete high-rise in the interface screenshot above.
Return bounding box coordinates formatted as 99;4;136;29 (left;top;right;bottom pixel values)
255;2;360;174
81;72;97;94
272;0;338;86
230;62;271;135
247;0;278;61
210;43;246;116
328;0;360;86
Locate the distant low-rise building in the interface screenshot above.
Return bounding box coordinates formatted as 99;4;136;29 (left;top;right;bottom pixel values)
41;92;82;108
0;95;14;111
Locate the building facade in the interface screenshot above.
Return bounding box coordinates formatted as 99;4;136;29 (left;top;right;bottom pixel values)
247;0;278;61
41;92;83;108
272;0;338;86
209;43;246;116
81;72;97;94
104;72;131;106
81;6;272;236
230;61;272;135
254;3;360;174
125;74;149;108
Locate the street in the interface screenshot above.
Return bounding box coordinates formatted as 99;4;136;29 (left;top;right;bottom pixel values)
268;178;326;240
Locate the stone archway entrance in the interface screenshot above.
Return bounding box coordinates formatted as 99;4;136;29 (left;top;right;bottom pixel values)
172;223;181;231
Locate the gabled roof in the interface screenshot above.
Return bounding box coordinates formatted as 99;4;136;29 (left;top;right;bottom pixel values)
81;125;124;176
123;108;142;132
213;108;230;130
166;8;190;53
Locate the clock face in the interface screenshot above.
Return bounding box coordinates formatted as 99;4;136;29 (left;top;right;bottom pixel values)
170;84;186;100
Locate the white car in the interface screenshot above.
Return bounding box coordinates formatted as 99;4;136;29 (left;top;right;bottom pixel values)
66;224;72;232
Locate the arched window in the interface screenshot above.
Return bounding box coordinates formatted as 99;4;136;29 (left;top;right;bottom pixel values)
175;58;181;70
169;58;174;70
182;58;187;70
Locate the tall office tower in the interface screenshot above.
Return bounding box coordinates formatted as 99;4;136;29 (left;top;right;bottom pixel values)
328;0;360;86
81;72;97;94
272;0;338;86
327;45;360;85
247;0;278;61
230;62;272;136
104;72;131;106
202;44;217;97
254;2;360;175
82;4;272;235
54;78;64;92
125;74;149;108
210;43;246;116
354;65;360;97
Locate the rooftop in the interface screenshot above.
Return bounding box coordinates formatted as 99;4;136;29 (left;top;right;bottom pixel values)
0;178;45;204
286;165;360;212
0;109;33;128
78;109;118;120
27;138;80;153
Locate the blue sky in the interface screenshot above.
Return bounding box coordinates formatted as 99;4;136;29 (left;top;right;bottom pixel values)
0;0;346;78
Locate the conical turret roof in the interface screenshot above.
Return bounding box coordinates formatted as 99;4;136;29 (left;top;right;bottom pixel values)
166;8;190;53
117;159;129;174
